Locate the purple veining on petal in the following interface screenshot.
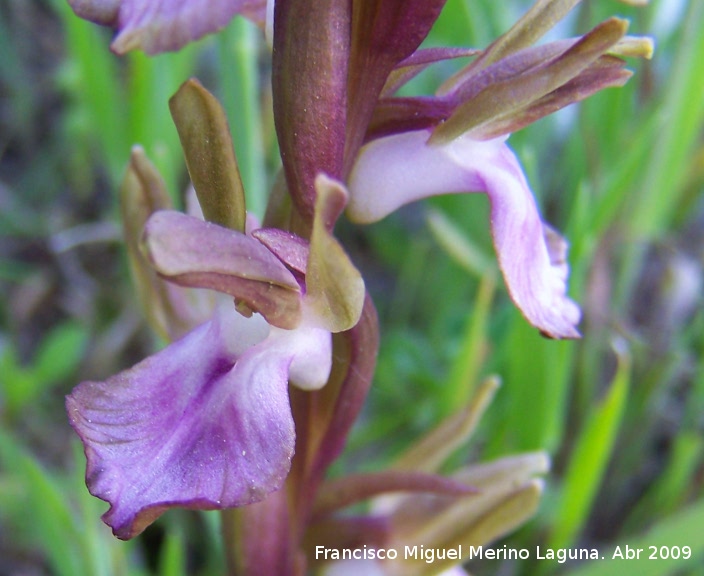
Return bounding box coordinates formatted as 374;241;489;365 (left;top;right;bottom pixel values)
348;130;580;339
66;306;296;539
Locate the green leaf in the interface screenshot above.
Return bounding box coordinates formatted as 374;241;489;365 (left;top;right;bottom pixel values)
628;0;704;238
0;431;86;576
124;49;195;199
158;526;187;576
624;433;703;531
426;209;497;279
0;344;35;413
54;0;129;183
1;322;87;413
567;498;704;576
618;0;704;301
549;337;631;550
498;316;575;455
33;321;88;385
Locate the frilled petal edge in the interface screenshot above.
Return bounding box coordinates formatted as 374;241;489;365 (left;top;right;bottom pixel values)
348;130;580;339
66;307;295;539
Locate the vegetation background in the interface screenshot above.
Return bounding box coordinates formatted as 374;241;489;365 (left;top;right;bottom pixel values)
0;0;702;574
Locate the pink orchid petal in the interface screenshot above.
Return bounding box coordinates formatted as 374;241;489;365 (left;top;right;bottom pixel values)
66;307;298;539
144;211;302;329
69;0;267;54
348;130;580;339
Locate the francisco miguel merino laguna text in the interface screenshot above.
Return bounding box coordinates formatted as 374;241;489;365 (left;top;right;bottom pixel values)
315;545;602;564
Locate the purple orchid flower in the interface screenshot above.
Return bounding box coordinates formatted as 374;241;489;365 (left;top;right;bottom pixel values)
344;16;652;340
67;174;364;540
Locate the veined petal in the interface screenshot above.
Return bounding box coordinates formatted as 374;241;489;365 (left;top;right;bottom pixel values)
68;0;267;55
116;0;267;54
348;130;580;338
143;211;302;329
66;307;295;539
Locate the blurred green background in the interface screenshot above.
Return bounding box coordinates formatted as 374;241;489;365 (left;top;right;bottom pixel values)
1;0;703;574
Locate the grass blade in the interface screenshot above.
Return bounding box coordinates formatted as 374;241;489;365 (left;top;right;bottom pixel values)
548;337;631;550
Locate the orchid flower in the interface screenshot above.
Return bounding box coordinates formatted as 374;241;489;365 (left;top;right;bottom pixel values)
67;174;362;539
346;10;652;340
268;0;651;339
62;0;653;572
66;79;365;539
